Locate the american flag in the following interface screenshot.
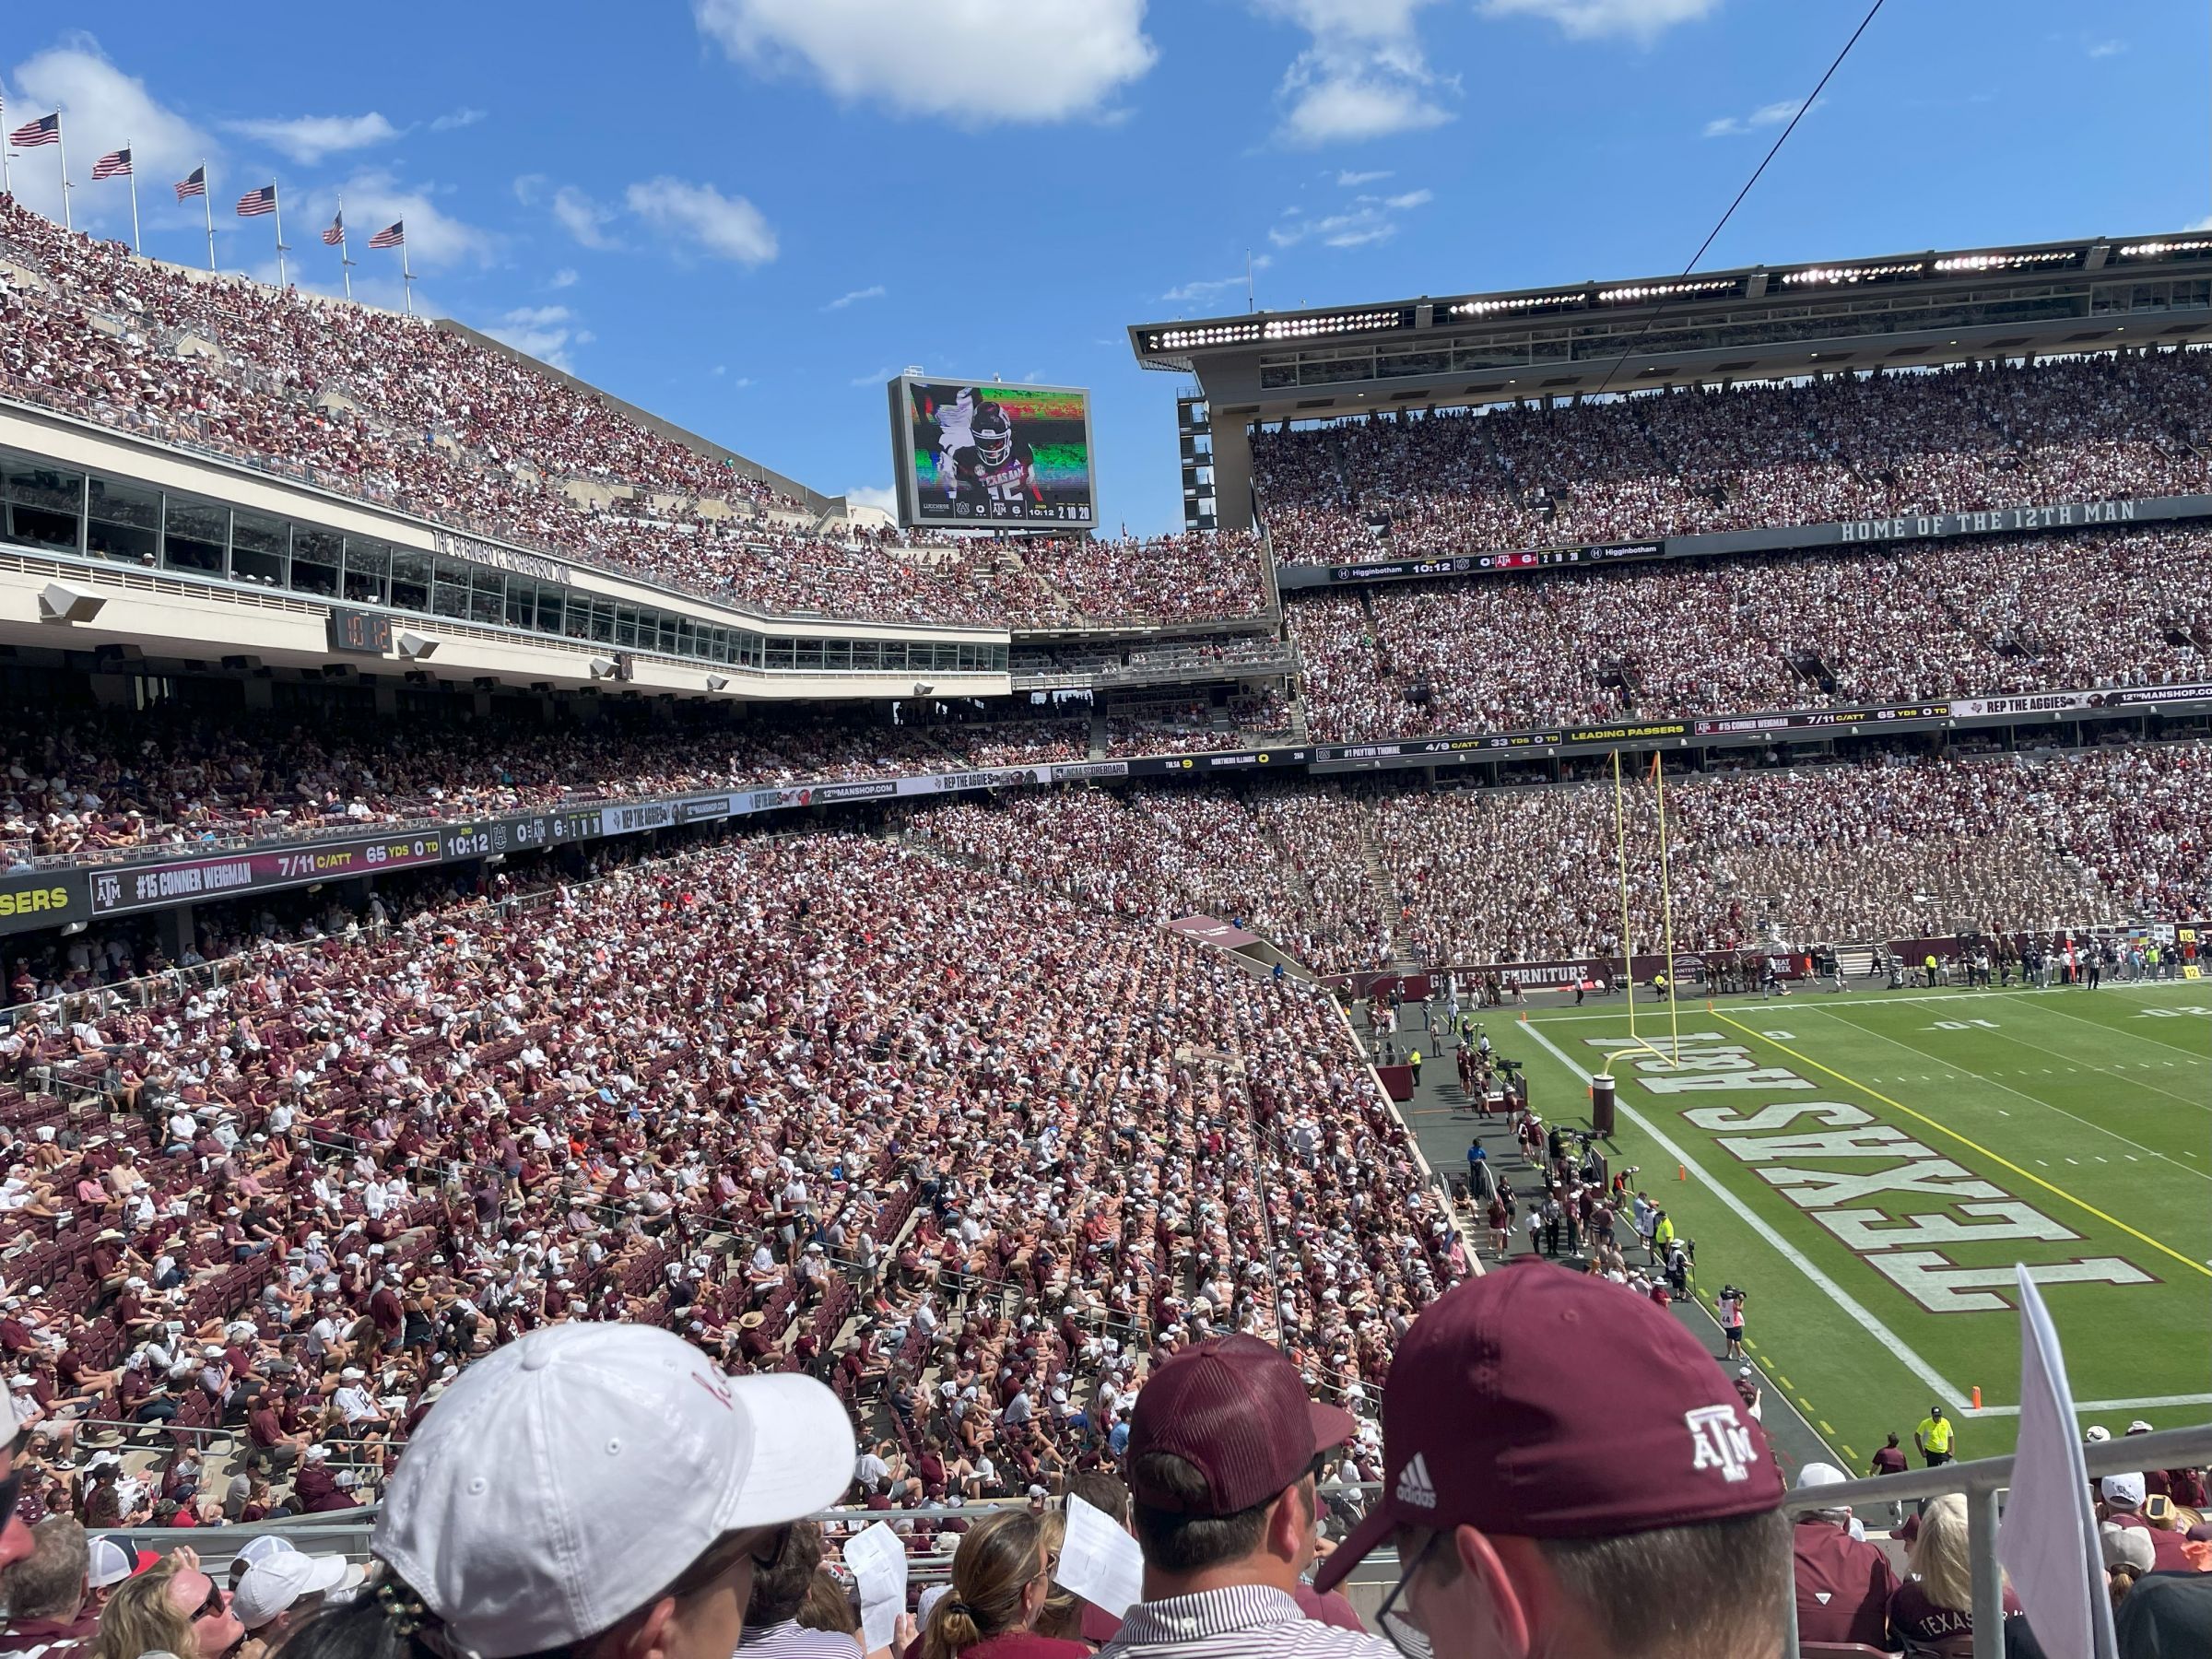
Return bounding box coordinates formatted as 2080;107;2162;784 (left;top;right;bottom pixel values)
7;113;60;149
175;166;206;202
321;210;345;246
92;147;133;181
237;184;276;218
367;219;405;250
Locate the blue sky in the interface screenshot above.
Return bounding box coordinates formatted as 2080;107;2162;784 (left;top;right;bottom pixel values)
5;2;2206;535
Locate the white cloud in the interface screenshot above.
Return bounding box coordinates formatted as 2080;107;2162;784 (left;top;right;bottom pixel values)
1270;187;1431;250
1162;257;1269;304
1702;97;1810;138
512;173;547;204
824;283;887;310
694;0;1156;124
324;169;494;270
430;107;488;131
843;484;899;513
2086;38;2126;59
1335;168;1393;186
624;176;777;265
484;303;591;372
551;184;619;250
1253;1;1456;147
2191;215;2212;232
849;366;897;387
226;111;405;164
3;36;213;229
549;267;579;289
1479;0;1722;40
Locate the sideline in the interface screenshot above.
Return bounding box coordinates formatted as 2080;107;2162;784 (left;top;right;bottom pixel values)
1709;1013;2212;1282
1512;1019;1974;1415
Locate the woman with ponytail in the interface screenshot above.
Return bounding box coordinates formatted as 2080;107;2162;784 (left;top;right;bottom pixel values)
919;1511;1088;1659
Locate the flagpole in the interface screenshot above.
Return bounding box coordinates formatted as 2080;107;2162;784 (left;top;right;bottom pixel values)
272;182;288;288
124;140;141;253
201;161;216;271
54;115;70;231
402;237;414;315
335;192;351;300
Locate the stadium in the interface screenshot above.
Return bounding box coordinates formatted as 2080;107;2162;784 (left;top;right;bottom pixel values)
0;11;2207;1659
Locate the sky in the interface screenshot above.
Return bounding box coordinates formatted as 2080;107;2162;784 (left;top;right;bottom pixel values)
4;2;2206;535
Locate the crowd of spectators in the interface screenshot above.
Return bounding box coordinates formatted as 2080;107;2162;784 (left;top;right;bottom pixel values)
0;199;1269;629
912;743;2212;975
1253;350;2212;564
0;829;1461;1536
1288;525;2212;743
1371;747;2210;968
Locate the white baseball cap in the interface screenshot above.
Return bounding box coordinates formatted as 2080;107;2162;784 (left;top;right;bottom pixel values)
2100;1473;2147;1507
233;1535;302;1571
234;1552;360;1629
371;1322;854;1659
87;1535;147;1590
1795;1462;1848;1490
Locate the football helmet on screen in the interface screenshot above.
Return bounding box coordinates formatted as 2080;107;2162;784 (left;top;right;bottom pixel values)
973;402;1014;465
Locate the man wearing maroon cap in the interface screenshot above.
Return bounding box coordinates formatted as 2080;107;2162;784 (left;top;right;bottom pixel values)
1313;1264;1792;1659
1100;1335;1393;1659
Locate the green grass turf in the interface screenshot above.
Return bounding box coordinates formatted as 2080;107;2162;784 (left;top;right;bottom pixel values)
1509;978;2211;1470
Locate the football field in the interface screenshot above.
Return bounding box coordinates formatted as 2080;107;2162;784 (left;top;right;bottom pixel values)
1511;979;2211;1470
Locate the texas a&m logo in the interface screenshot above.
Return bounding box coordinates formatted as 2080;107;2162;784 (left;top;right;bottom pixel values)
1685;1405;1758;1483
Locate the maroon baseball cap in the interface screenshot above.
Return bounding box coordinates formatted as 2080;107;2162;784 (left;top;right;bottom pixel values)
1314;1265;1783;1593
1125;1334;1358;1517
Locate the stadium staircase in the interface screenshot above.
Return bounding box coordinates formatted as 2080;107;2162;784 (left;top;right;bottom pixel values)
1354;819;1418;972
1088;706;1109;759
1831;943;1880;982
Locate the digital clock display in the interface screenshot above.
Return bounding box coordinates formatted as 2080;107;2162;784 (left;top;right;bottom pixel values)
326;606;394;656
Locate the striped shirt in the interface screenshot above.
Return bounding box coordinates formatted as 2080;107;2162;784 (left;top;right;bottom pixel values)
1098;1586;1394;1659
735;1620;865;1659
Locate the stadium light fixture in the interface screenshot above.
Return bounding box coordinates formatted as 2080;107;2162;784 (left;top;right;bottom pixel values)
2118;238;2212;259
37;582;105;624
1449;292;1581;319
1779;262;1925;287
1931;251;2076;273
1594;277;1737;305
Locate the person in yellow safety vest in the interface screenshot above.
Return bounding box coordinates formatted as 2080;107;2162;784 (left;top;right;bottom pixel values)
1914;1405;1957;1467
1924;953;1939;987
1653;971;1669;1001
1409;1048;1423;1087
1651;1209;1676;1263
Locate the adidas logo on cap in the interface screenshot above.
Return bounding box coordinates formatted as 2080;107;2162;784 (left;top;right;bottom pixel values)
1395;1451;1439;1511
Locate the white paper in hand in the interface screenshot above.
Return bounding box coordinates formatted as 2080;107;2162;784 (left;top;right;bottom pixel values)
1055;1496;1145;1619
844;1521;910;1653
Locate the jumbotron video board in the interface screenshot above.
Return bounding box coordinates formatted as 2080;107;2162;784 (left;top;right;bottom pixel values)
888;375;1097;529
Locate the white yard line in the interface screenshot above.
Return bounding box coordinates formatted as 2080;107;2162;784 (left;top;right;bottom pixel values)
1513;1020;1975;1413
1798;1007;2212;1183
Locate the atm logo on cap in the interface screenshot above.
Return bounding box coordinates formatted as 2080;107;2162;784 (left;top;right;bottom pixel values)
1686;1405;1758;1483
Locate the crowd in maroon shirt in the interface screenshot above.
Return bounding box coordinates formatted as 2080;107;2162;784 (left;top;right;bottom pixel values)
1253;349;2212;566
0;199;1269;629
0;830;1462;1528
1288;524;2212;745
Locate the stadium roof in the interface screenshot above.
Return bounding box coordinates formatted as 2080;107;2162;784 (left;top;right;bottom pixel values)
1126;229;2212;415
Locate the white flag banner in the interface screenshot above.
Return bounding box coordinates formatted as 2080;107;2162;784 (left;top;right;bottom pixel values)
1996;1265;2118;1659
1054;1495;1146;1618
843;1521;910;1654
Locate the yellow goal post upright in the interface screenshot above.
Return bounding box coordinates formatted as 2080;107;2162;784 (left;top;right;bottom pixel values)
1591;749;1685;1133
